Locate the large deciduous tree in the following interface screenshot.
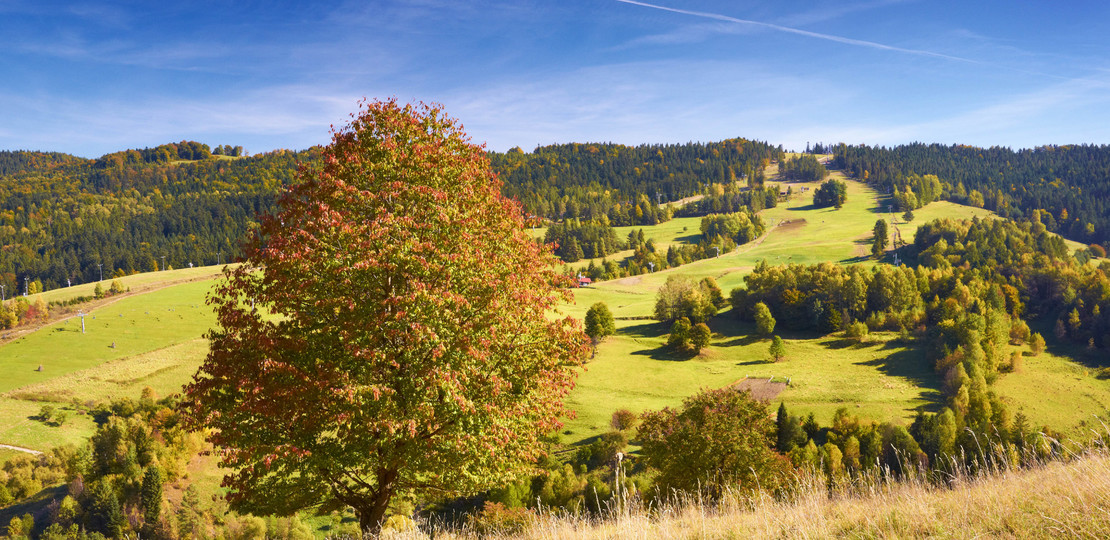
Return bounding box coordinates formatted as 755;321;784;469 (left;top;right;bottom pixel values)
183;99;588;534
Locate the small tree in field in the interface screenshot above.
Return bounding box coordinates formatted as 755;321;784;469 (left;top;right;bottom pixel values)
610;409;639;432
872;219;889;258
183;100;588;534
753;301;776;336
1029;332;1045;355
690;322;711;352
768;335;786;362
668;317;692;350
584;302;616;343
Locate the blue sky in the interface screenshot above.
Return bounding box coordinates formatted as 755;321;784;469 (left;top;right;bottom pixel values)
3;0;1110;157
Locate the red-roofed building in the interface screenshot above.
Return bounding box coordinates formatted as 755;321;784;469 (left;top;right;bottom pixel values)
577;276;592;287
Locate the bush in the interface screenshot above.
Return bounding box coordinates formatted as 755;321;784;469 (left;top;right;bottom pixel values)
753;302;775;336
844;321;869;343
690;323;711;352
668;317;692;350
638;388;793;498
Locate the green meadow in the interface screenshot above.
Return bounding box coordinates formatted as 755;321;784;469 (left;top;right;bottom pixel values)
0;279;216;395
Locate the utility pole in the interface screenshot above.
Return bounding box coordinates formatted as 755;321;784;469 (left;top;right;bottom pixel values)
161;256;166;271
1;284;5;301
97;263;103;282
78;310;86;334
614;452;624;512
24;277;28;296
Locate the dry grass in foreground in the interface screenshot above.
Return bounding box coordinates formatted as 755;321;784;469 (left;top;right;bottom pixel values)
376;448;1110;539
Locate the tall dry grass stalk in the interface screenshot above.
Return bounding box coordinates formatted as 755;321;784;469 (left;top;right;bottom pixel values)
369;440;1110;539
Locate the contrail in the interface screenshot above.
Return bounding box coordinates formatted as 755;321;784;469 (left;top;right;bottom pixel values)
615;0;983;66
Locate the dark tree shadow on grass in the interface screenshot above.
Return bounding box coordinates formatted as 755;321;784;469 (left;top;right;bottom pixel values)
631;345;698;362
822;337;890;350
674;233;703;244
735;359;772;366
857;348;945;412
786;203;819;211
620;320;670;339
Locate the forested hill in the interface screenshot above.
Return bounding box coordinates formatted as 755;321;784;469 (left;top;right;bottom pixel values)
0;139;783;291
834;143;1110;245
0;144;317;291
492;140;783;222
0;150;85;176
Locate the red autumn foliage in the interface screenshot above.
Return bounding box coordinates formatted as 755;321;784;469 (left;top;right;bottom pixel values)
182;99;588;533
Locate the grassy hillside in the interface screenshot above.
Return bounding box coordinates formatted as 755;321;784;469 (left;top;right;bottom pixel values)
557;174;1109;445
0;271;220;453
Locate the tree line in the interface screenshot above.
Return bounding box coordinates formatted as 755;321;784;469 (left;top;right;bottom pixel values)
834;142;1110;246
0;147;316;293
491;140;783;223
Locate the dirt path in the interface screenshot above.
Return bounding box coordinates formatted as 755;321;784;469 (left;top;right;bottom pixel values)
0;443;42;456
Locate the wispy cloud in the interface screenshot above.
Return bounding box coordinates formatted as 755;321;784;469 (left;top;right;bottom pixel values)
0;84;368;156
779;74;1110;149
777;0;911;28
442;59;848;151
615;0;981;65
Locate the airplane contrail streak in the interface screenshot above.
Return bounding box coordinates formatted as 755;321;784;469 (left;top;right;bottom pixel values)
615;0;983;66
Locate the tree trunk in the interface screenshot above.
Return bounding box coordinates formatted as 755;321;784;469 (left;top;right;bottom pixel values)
355;471;397;536
358;500;391;537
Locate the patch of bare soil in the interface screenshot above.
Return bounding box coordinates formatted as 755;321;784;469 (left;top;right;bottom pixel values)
775;218;808;233
613;276;643;286
733;377;788;401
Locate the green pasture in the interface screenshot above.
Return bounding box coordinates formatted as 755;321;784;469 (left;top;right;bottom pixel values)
562;317;941;445
0;396;96;451
559;176;1105;445
28;264;230;306
993;348;1110;437
0;279;216;395
7;339;208;405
